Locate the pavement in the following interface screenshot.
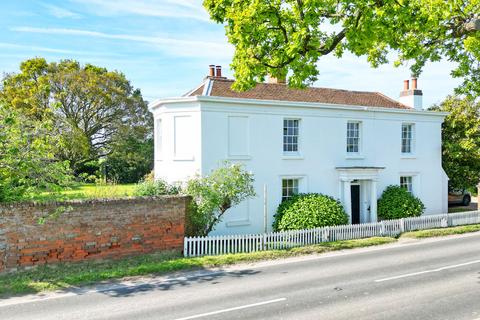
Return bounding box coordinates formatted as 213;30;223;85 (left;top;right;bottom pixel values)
449;197;478;212
1;232;480;320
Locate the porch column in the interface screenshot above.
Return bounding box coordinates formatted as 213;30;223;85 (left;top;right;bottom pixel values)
370;179;378;222
343;179;352;224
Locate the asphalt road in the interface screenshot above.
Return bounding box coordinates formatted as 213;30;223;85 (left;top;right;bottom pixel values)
1;233;480;320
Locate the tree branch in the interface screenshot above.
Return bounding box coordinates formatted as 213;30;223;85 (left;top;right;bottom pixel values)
318;29;346;55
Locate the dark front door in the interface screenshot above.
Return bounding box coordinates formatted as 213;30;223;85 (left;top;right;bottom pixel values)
351;185;360;224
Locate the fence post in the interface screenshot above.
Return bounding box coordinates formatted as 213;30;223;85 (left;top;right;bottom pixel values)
399;219;405;233
183;237;188;257
322;227;330;242
441;214;448;228
263;233;267;251
380;221;385;236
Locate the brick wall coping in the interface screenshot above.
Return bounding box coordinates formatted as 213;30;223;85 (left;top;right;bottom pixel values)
0;195;191;210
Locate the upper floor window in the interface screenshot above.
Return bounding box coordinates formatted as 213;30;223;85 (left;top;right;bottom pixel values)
346;121;361;153
283;119;299;153
400;176;413;193
282;178;299;201
401;123;414;154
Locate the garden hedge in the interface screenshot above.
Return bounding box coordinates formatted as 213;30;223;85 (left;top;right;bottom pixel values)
377;185;425;220
273;193;348;231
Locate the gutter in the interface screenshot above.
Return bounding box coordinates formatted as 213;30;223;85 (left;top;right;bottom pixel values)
148;95;449;117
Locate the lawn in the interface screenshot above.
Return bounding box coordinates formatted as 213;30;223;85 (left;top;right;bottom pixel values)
29;183;137;202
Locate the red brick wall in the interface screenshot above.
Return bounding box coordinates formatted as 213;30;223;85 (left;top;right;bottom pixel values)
0;196;188;273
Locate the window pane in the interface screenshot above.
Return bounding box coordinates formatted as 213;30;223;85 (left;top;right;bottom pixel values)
283;119;299;153
282;178;300;201
400;176;413;193
346;122;360;153
401;124;413;154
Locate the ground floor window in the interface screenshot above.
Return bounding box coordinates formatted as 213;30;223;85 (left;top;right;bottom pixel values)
282;178;299;201
400;176;413;193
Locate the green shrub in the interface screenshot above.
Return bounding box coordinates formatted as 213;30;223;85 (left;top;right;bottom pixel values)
184;162;255;236
377;185;425;220
134;180;180;196
273;193;348;231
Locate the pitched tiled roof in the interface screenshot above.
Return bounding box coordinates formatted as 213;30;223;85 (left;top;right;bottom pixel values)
187;78;410;109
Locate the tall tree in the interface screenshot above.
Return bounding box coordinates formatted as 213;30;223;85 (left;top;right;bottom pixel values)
430;97;480;190
1;58;153;180
204;0;480;95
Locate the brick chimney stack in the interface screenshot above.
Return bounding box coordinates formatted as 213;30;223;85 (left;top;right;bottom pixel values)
206;65;226;79
399;78;423;110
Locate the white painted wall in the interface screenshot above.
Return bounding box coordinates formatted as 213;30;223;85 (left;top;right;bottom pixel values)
153;101;202;183
151;97;447;235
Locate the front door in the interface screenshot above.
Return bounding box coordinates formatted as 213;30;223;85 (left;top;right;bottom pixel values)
351;185;360;224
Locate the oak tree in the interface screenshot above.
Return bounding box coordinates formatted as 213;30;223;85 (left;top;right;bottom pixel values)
204;0;480;95
1;58;153;179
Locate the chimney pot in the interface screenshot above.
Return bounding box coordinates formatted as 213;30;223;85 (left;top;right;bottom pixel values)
412;78;418;90
403;80;410;91
208;65;215;77
215;65;222;78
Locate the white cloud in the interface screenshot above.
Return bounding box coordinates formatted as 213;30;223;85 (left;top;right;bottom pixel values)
0;42;123;57
70;0;209;21
42;4;82;19
11;26;233;59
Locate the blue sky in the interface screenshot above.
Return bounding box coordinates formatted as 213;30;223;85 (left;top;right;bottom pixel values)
0;0;461;107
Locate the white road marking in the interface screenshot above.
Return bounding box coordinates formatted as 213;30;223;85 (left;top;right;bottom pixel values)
375;259;480;282
172;298;287;320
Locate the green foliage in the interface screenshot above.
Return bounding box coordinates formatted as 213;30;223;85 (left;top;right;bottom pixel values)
273;193;348;231
204;0;480;96
377;185;425;220
185;162;255;236
0;103;72;202
103;134;154;184
430;97;480;190
134;180;181;197
0;58;153;183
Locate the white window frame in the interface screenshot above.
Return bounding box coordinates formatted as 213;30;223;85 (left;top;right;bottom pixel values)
283;118;300;155
155;118;163;160
401;123;415;154
400;176;413;193
346;121;362;155
280;175;307;201
281;178;300;201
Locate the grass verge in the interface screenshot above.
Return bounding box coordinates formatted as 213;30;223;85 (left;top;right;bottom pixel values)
0;237;395;297
401;224;480;238
3;223;480;298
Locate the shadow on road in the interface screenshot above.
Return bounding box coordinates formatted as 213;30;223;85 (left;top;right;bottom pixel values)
95;269;261;298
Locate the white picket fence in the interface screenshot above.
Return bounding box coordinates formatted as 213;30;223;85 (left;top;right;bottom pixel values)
183;210;480;257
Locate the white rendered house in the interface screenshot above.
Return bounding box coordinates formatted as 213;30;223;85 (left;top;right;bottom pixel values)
149;65;449;235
